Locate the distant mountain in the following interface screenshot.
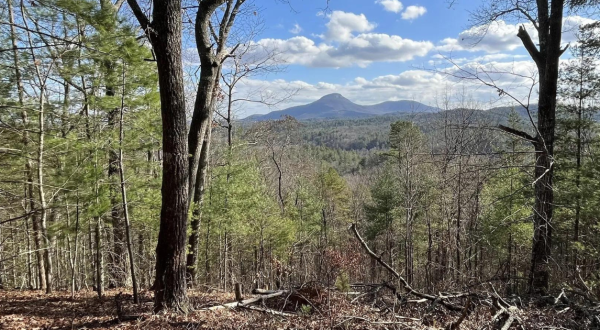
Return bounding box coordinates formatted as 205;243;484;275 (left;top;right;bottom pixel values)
244;93;440;121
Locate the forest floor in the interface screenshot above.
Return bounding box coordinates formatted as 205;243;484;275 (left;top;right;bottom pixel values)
0;287;590;329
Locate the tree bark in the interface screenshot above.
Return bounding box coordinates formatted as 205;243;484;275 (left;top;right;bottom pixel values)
524;0;564;295
186;121;213;283
187;0;225;204
188;0;244;204
127;0;190;312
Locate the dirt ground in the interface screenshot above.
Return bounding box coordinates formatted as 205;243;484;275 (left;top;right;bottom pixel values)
0;288;589;329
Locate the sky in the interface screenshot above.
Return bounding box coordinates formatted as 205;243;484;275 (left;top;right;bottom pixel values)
194;0;598;117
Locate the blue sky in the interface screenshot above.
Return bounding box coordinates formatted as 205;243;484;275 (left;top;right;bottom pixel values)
260;0;473;83
203;0;597;117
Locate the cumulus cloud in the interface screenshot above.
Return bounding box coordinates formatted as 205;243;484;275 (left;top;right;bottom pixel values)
438;16;596;53
401;6;427;20
250;34;432;68
243;11;433;68
289;23;302;34
375;0;403;13
324;11;376;41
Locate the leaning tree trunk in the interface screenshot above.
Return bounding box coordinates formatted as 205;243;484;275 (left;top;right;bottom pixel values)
9;0;43;291
186;119;213;283
188;0;244;204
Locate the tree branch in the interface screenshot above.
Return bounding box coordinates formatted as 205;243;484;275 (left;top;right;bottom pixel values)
126;0;150;31
517;25;542;66
498;124;538;145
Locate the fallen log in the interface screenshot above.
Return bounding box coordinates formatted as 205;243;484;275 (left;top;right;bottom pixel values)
204;290;287;311
252;288;281;295
446;298;472;330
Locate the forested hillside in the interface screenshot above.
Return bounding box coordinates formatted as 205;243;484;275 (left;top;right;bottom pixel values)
1;0;600;329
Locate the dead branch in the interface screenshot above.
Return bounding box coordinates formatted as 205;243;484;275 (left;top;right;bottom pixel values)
350;223;474;312
446;298;472;330
238;304;292;317
489;295;522;330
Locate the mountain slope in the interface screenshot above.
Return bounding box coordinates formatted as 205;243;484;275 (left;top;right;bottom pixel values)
245;93;439;121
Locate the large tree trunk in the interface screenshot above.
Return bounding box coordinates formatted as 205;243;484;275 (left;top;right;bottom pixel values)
516;0;564;295
188;61;218;204
127;0;190;312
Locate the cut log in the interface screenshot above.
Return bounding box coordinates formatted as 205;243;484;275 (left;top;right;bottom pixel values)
204;290;287;311
234;283;242;301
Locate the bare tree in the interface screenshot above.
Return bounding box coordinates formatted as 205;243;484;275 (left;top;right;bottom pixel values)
451;0;596;294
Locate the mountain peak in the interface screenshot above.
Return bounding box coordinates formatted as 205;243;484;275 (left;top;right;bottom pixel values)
318;93;346;101
244;95;439;121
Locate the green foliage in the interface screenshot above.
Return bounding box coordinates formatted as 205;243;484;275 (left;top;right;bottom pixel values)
334;270;350;293
299;304;312;316
203;148;295;257
364;163;399;240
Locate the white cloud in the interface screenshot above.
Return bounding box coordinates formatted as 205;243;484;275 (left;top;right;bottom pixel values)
324;11;376;41
245;11;432;68
289;23;302;34
401;5;427;20
375;0;403;13
438;16;596;53
327;33;433;65
250;34;432;68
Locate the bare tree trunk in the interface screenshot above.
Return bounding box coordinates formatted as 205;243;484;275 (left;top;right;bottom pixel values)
117;72;139;303
28;35;52;294
188;0;244;203
94;139;104;298
186;121;213;283
95;215;104;298
519;1;564;294
127;0;190;312
68;195;80;298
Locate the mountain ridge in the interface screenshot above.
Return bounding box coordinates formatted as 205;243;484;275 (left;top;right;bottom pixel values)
244;93;440;121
